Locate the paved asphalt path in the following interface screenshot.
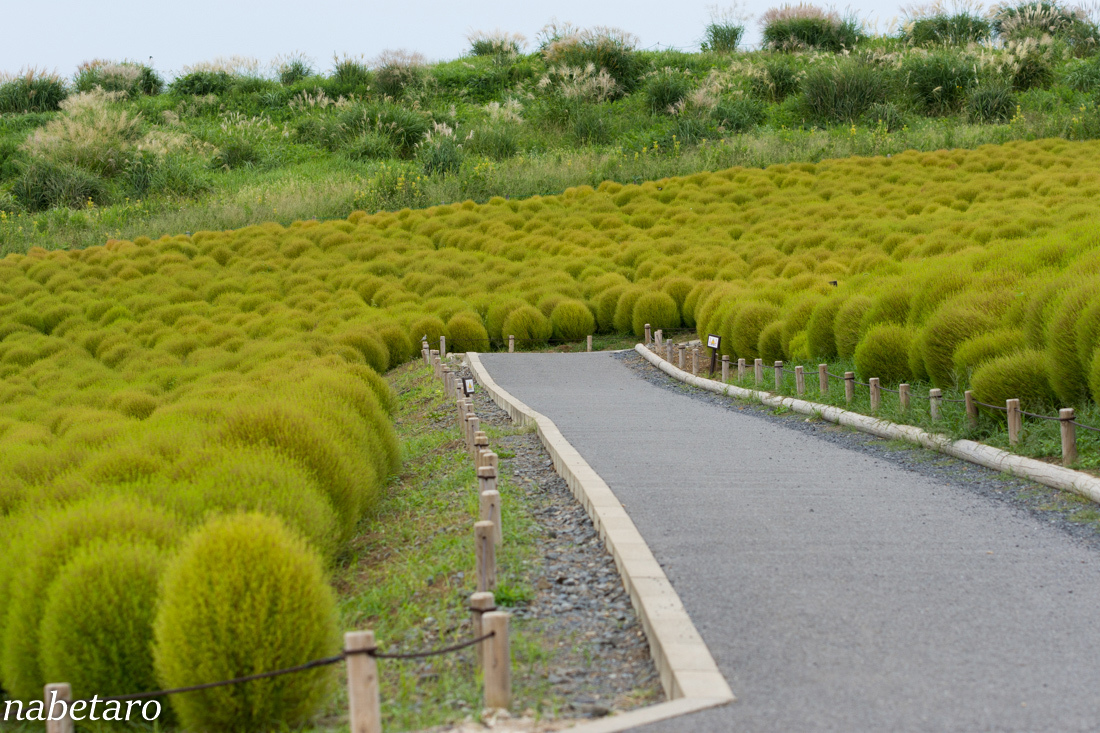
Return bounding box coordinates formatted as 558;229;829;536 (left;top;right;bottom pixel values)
479;351;1100;733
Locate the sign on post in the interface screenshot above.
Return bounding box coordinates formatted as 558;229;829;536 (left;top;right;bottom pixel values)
707;334;721;375
463;378;476;396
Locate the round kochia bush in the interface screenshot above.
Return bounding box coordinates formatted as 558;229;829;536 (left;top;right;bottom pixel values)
854;324;913;385
551;299;595;341
153;514;339;733
446;312;490;352
971;350;1057;413
631;291;680;338
39;541;167;700
503;305;552;346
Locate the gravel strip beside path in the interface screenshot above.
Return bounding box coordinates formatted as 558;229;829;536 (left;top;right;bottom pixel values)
479;350;1100;733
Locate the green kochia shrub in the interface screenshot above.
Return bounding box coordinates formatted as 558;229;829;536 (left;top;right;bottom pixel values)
1046;281;1099;405
834;295;872;359
376;323;414;366
153;514;339;733
854;324;913;385
806;296;846;358
921;303;997;388
551;299;596;341
971;350;1057;412
596;286;628;332
631;291;680;338
502;305;552;346
336;327;389;372
409;315;448;352
731;300;781;360
953;329;1027;377
0;499;180;701
612;287;646;334
486;298;528;341
757;321;786;362
39;541;167;700
803;61;889;124
446;312;490;352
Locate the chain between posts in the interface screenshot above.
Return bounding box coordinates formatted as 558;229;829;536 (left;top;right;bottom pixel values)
100;633;496;702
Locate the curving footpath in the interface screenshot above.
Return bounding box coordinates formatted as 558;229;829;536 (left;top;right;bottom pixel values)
478;351;1100;733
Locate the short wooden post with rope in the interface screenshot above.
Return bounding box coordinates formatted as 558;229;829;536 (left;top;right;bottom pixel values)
900;383;910;412
645;323;651;346
844;372;855;404
1007;399;1022;445
795;365;805;396
482;612;511;710
508;335;514;353
469;592;496;668
43;684;73;733
774;361;783;392
965;390;978;428
930;388;942;421
722;355;730;382
754;358;763;385
346;631;382;733
475;520;496;592
1061;408;1078;467
818;364;828;394
870;378;881;413
587;335;593;352
738;358;746;381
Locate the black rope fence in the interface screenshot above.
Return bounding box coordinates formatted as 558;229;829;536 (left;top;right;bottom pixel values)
103;632;496;702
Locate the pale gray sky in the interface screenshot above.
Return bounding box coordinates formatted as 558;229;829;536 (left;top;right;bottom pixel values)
3;1;909;79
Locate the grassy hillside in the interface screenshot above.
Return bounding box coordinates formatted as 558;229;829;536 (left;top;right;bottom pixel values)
2;1;1100;253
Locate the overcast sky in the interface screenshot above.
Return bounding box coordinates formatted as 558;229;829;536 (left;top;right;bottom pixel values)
3;0;914;80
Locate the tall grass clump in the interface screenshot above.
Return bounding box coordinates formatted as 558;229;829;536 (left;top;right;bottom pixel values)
542;25;642;94
702;6;748;51
0;68;68;113
372;50;428;98
901;49;980;114
275;53;314;85
967;82;1016;122
153;514;339;732
992;0;1100;52
74;59;163;97
903;6;993;46
761;4;864;51
802;60;890;123
468;30;527;57
643;68;693;114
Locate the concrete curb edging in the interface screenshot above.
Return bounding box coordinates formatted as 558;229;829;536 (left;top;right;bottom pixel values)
465;352;735;732
635;344;1100;505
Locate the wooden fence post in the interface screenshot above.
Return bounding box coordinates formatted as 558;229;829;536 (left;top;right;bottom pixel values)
737;358;746;381
677;345;685;369
965;390;978;428
794;365;805;396
1007;399;1021;445
844;372;855;404
664;342;671;361
480;489;503;545
774;361;783;391
900;383;910;412
1061;408;1078;467
440;336;447;359
474;432;489;467
644;323;652;345
422;340;430;365
692;348;699;376
466;416;480;457
655;330;663;347
430;350;440;379
722;355;730;382
44;683;73;733
818;364;828;394
443;368;453;395
869;378;880;412
508;335;514;353
456;398;469;432
346;631;382;733
478;464;498;496
930;388;942;421
482;612;511;710
475;521;496;591
469;592;495;669
587;335;593;352
754;358;763;385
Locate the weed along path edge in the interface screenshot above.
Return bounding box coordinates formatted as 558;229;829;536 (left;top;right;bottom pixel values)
464;353;735;733
474;350;1100;733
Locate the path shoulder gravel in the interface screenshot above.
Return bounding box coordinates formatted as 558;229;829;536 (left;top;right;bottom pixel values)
479;350;1100;733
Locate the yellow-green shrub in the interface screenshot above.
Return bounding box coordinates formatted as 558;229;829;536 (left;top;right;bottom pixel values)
1046;281;1100;405
953;329;1026;377
971;350;1057;412
758;320;786;362
806;296;846;358
731;301;780;359
39;541;167;699
551;299;595;341
854;324;913;385
921;303;996;388
485;298;527;341
153;514;338;732
612;287;646;334
409;315;448;351
502;305;552;346
834;295;872;359
631;291;680;338
446;312;490;352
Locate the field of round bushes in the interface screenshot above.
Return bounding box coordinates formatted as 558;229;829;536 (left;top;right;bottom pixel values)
4;135;1100;726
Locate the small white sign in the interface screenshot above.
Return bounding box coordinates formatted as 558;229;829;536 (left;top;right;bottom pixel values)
707;334;721;350
463;378;476;396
